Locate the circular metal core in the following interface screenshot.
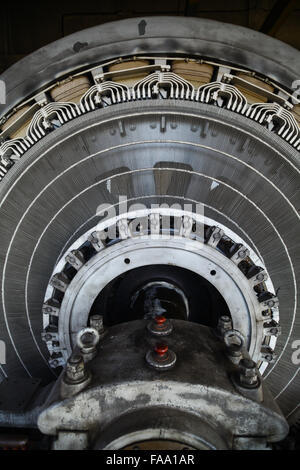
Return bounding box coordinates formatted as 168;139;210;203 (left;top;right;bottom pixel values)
42;208;278;374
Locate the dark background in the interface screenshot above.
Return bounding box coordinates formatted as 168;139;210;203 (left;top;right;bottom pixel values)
0;0;299;74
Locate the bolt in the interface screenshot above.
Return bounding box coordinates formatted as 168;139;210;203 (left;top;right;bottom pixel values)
238;249;248;259
150;213;159;224
217;316;232;336
147;314;173;336
224;329;245;364
90;314;104;335
265;354;273;362
155;344;168;358
239;358;259;387
66;354;86;383
81;332;95;347
226;344;243;365
145;343;176;370
76;327;100;362
50;272;69;292
183;217;192;229
77;327;99;349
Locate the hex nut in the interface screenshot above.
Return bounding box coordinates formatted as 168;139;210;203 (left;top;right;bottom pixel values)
65;354;87;384
239;358;259;388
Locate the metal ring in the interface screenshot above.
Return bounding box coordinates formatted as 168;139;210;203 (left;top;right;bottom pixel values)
76;327;100;349
223;329;245;349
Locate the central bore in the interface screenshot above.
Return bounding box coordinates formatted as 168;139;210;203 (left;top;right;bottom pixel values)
89;264;230;327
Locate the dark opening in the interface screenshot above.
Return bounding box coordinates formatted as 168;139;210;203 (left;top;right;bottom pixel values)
89;264;230;327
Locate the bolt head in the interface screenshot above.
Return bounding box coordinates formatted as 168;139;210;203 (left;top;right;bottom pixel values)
66;354;86;382
238;249;247;258
240;358;256;373
217;316;233;338
218;315;232;328
239;358;259;386
90;314;104;333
